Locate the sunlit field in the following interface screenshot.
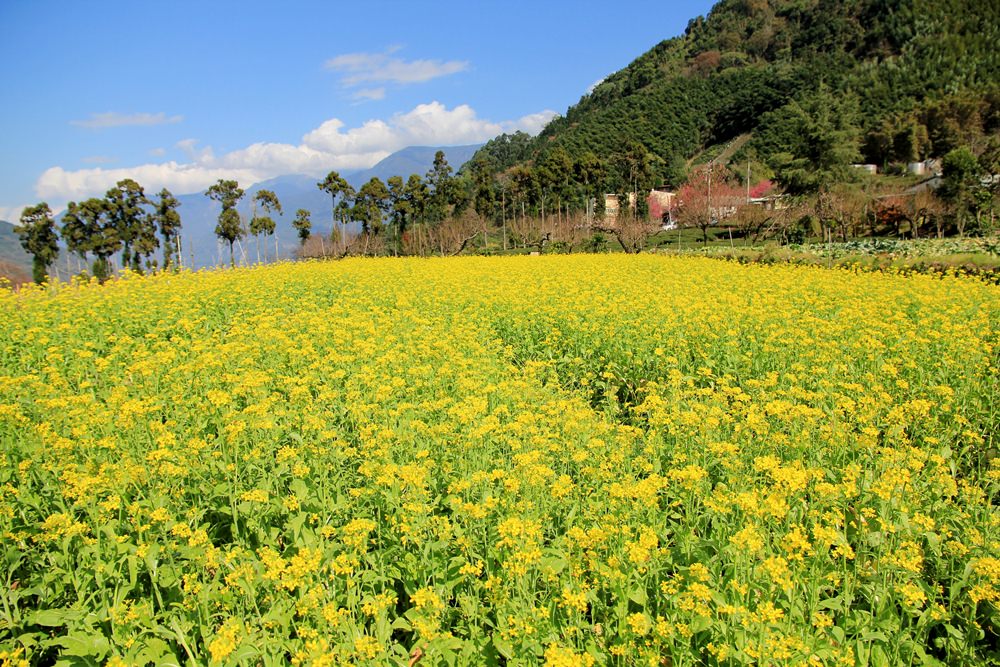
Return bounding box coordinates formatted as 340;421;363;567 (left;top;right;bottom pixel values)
1;256;998;666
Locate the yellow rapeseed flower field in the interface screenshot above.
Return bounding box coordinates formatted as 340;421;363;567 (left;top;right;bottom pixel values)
0;255;997;666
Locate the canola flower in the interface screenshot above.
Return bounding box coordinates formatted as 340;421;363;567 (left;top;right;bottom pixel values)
0;255;998;666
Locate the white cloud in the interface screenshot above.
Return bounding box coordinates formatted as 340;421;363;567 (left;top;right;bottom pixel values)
35;102;558;204
586;77;606;94
176;139;214;162
326;47;469;86
149;147;166;157
0;204;30;223
505;111;557;136
353;87;387;102
70;112;184;129
37;162;265;203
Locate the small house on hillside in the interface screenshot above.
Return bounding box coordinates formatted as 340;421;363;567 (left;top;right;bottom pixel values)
749;194;790;210
603;193;633;221
604;189;676;225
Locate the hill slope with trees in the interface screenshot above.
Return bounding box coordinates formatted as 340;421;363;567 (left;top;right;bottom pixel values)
468;0;1000;198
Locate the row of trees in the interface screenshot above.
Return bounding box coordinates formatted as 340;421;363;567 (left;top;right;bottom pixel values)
308;151;472;258
189;151;470;266
15;177;294;283
668;140;999;248
14;149;470;283
15;135;998;284
294;145;671;258
203;180;286;267
16;181;182;284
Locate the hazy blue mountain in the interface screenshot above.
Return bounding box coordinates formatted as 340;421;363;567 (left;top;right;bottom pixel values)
0;220;32;275
167;143;483;268
170;174;332;268
349;145;482;185
32;144;481;274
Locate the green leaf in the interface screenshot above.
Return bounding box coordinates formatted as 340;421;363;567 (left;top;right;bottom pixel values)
127;555;138;587
134;637;176;665
57;633;110;659
870;644;890;667
143;543;161;571
28;609;84;627
157;565;180;588
539;556;566;574
492;636;514;660
229;644;258;664
689;615;712;634
943;623;964;640
287;512;307;536
289;479;309;497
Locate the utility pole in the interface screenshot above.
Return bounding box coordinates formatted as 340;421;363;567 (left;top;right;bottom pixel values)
501;188;507;251
746;158;751;204
708;163;713;228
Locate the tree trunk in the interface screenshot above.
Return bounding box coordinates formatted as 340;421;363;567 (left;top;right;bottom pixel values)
521;202;526;248
32;258;46;284
502;190;507;251
331;195;337;254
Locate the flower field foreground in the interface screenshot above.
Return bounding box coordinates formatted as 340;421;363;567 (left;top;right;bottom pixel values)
1;255;998;667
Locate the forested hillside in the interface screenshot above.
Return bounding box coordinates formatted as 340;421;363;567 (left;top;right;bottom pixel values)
469;0;1000;192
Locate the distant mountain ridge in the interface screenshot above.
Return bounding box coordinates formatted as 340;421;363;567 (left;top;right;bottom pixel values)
170;143;482;268
0;220;32;277
351;145;482;184
6;143;482;274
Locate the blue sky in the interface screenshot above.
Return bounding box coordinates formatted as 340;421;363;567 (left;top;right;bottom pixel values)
0;0;716;220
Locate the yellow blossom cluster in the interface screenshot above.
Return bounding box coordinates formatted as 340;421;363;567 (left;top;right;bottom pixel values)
0;255;997;665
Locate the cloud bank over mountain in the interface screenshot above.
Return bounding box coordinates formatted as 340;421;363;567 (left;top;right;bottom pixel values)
36;102;555;204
